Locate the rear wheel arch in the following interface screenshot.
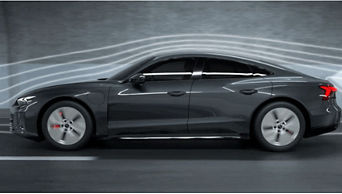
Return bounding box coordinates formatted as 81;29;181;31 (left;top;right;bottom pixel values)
37;97;96;139
250;97;311;138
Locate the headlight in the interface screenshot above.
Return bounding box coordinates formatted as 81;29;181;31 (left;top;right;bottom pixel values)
17;96;36;106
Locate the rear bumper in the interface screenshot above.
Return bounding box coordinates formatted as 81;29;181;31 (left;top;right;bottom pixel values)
305;102;341;137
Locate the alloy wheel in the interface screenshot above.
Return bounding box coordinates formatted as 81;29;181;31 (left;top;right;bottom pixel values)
261;107;300;146
47;106;86;145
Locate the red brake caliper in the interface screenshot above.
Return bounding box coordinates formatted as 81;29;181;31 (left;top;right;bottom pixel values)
51;124;61;129
285;129;294;135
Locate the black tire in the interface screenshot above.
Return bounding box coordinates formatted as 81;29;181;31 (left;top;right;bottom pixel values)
253;101;306;152
41;101;93;150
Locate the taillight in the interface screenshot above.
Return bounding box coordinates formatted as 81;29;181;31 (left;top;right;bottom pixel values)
320;85;337;100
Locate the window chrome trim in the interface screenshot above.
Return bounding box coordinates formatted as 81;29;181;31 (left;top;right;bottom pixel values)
192;71;202;77
203;72;253;76
253;73;267;77
143;72;192;76
142;72;267;77
203;72;267;77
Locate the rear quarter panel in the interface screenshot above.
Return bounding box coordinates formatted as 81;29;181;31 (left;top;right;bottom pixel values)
267;76;336;132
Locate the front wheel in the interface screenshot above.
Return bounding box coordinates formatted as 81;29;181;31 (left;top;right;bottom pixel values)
42;101;93;150
253;101;306;151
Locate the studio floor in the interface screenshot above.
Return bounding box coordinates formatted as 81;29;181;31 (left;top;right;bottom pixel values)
0;119;341;192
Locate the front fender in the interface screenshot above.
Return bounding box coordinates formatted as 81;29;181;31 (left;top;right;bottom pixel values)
22;86;110;139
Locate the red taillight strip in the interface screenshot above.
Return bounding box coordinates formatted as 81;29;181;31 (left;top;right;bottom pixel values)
320;85;337;100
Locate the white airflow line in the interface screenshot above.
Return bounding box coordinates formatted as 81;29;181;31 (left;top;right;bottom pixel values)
0;45;333;105
0;46;295;105
328;76;342;81
2;33;342;66
0;156;97;161
2;42;341;95
0;124;9;126
2;38;341;81
2;44;342;106
288;63;339;72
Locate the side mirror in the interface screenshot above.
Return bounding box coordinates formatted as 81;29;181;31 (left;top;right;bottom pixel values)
129;73;146;86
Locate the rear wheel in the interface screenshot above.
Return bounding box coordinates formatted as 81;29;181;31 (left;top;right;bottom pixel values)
42;101;93;150
253;101;305;151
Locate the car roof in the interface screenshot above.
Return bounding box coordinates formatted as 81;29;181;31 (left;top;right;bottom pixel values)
150;52;286;70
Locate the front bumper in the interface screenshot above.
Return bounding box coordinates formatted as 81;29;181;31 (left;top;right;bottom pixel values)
10;106;42;141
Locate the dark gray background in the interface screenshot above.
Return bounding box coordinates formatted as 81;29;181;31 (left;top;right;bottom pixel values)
1;1;342;110
1;2;342;192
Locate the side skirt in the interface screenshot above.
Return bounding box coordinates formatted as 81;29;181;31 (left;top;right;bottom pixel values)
98;134;246;141
119;135;241;140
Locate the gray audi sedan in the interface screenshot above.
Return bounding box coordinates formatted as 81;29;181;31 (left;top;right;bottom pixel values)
10;53;341;151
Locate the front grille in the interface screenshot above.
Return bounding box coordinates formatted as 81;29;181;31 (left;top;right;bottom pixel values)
11;113;17;125
10;113;20;132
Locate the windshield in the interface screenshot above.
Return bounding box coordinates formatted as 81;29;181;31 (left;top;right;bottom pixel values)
109;56;155;81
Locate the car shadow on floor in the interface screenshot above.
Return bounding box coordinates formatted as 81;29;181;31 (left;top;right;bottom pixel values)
85;136;341;161
4;134;341;161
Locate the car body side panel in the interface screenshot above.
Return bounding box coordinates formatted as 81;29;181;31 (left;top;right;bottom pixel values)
188;77;272;137
107;80;192;135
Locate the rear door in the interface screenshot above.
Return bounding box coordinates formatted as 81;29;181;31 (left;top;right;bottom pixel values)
188;57;273;137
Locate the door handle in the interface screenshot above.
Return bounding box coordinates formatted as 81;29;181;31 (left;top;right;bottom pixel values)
167;91;186;97
240;89;258;95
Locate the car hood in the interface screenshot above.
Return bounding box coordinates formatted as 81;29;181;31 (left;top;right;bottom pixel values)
18;80;117;98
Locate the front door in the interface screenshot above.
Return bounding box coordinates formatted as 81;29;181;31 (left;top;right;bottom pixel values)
108;57;196;135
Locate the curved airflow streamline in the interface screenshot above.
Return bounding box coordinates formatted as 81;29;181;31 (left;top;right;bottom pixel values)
1;34;342;107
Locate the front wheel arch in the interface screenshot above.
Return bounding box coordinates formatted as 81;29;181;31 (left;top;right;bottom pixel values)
37;97;96;140
250;97;311;139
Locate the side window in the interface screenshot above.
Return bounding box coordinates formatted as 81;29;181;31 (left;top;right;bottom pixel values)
142;58;195;81
202;58;251;79
248;65;271;76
